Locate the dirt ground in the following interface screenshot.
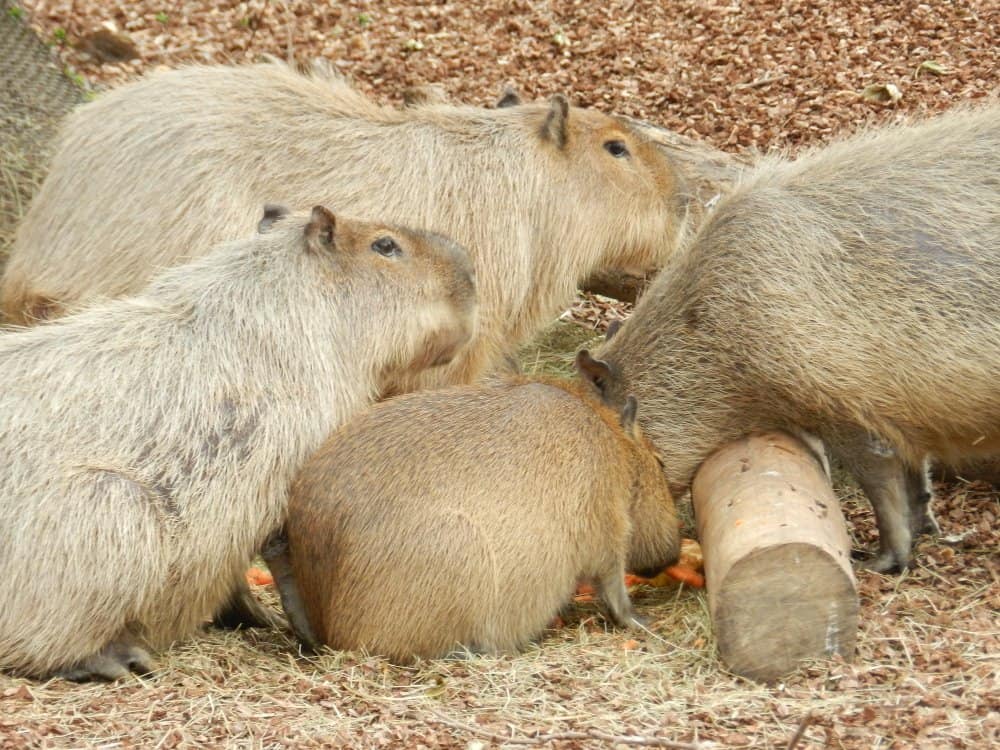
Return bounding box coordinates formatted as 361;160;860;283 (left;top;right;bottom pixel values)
1;1;998;748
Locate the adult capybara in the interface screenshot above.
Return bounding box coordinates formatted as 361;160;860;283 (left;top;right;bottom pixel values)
1;61;689;392
267;378;680;662
578;104;1000;573
0;204;476;680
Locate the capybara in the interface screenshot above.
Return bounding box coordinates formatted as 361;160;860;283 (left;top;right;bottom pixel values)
2;61;690;393
579;104;1000;573
0;204;476;680
267;378;680;662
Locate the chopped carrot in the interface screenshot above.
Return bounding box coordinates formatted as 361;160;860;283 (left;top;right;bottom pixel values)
574;582;596;597
663;565;705;589
245;567;273;586
622;639;640;650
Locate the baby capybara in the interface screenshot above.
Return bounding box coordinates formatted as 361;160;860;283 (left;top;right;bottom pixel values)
270;378;680;661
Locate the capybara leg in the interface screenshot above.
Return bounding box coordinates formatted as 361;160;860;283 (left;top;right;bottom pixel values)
261;530;320;652
55;639;155;682
832;431;914;573
596;565;643;629
906;456;940;538
792;428;832;479
212;579;285;631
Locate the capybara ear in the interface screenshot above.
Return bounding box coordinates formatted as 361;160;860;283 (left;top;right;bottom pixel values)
575;349;612;395
605;319;622;341
305;206;337;253
540;94;570;149
496;85;522;108
620;394;639;437
258;204;290;234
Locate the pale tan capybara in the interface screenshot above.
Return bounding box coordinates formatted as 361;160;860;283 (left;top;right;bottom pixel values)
0;205;476;680
2;61;690;394
266;378;680;662
579;103;1000;573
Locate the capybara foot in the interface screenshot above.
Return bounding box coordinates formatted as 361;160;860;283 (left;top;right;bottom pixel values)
56;642;155;682
856;548;909;574
597;568;639;629
212;580;287;631
261;530;321;651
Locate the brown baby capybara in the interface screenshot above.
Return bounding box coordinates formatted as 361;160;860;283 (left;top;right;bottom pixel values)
579;103;1000;573
266;378;680;662
0;205;476;680
2;61;690;395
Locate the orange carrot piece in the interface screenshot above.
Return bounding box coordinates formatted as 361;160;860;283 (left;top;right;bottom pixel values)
245;567;274;586
663;565;705;588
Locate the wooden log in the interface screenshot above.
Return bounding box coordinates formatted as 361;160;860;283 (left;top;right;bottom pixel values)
692;431;858;683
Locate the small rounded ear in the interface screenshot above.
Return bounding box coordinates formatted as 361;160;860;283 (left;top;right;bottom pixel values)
305;205;336;253
605;319;622;341
620;395;638;434
575;349;612;395
496;84;522;108
540;94;570;149
258;203;290;234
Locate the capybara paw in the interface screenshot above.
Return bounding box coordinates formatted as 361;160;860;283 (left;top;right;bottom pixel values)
911;510;941;538
56;643;155;682
856;548;909;574
626;613;652;630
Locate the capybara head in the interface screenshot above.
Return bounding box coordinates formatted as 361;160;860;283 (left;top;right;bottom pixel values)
607;390;681;575
576;346;694;499
259;204;477;385
519;95;690;274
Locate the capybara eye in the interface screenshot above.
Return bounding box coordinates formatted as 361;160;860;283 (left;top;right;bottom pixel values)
604;140;630;158
371;237;402;258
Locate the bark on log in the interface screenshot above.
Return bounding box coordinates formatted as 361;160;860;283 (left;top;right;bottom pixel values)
692;431;859;683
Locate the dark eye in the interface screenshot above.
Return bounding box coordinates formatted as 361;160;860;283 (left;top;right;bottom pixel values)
371;237;402;258
603;139;630;158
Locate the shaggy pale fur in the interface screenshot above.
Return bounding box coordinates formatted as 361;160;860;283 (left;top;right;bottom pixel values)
586;103;1000;573
0;207;476;679
269;378;680;662
2;61;690;391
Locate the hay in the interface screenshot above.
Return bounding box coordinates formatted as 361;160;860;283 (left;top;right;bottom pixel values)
1;446;994;748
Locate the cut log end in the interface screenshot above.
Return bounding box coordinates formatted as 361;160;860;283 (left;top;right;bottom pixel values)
714;542;858;682
693;431;859;683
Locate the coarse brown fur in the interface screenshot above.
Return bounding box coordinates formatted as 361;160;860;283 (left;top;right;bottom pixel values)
0;206;476;679
269;377;680;662
583;103;1000;573
1;61;690;392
